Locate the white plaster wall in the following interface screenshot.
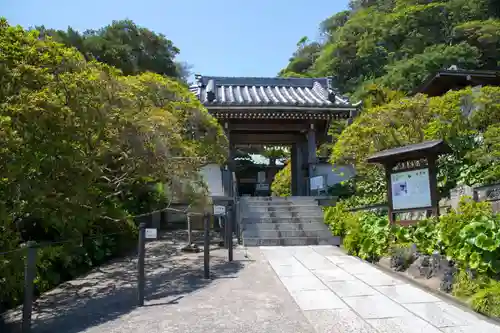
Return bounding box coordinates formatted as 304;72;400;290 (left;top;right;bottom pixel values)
315;164;355;187
199;164;224;197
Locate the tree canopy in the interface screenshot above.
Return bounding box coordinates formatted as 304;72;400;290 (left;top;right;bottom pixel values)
272;0;500;198
35;19;187;80
279;0;500;95
0;19;226;310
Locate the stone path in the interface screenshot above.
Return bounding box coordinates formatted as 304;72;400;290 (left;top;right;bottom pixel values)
261;245;500;333
3;241;500;333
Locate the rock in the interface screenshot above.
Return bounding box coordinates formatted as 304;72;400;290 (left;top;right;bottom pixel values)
181;243;200;253
390;246;417;272
408;256;429;279
440;265;457;293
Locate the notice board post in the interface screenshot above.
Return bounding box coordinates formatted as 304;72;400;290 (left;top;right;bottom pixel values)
367;140;451;225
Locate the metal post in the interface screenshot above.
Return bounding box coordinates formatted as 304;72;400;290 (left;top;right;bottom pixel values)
228;207;233;262
236;200;241;245
203;213;210;279
187;214;192;244
224;213;229;249
22;241;37;333
137;223;146;306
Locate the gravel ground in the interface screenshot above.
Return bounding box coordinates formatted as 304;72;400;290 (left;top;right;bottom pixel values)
1;236;314;333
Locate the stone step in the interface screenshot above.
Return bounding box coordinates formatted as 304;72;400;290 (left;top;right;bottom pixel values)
243;236;340;247
243;222;328;231
242;197;317;204
243;229;331;238
243;212;324;219
246;205;320;212
241;216;324;224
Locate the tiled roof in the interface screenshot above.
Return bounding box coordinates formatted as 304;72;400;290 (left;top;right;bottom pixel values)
367;140;451;163
190;76;358;108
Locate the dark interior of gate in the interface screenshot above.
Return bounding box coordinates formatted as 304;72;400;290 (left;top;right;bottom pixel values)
190;75;361;197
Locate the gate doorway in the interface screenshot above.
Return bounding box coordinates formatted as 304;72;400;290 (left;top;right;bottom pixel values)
190;76;361;196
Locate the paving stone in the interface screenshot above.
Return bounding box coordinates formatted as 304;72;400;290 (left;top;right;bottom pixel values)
325;255;362;266
366;316;442;333
325;280;379;298
291;289;347;311
441;323;500;333
296;254;337;270
376;284;441;304
280;275;327;292
403;302;480;328
343;295;410;319
337;264;382;276
311;245;345;256
304;309;378;333
272;264;312;277
267;257;301;267
313;268;358;282
355;271;406;286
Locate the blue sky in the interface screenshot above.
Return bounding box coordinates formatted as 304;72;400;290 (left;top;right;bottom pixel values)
2;0;349;77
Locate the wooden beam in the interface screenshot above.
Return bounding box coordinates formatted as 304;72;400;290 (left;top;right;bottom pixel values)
228;122;309;132
231;133;306;145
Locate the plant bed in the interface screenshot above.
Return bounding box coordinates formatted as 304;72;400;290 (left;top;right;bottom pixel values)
374;253;500;324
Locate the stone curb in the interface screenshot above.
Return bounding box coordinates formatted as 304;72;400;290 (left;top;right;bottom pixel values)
335;246;500;326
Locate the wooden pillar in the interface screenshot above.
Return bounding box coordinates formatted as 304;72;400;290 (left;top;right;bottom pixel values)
300;140;309;196
307;124;317;184
224;122;233;197
296;142;305;196
291;144;299;196
385;162;395;224
428;155;440;218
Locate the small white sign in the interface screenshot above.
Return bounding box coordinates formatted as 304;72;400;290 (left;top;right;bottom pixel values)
213;205;226;216
145;228;157;239
310;176;325;190
256;183;269;191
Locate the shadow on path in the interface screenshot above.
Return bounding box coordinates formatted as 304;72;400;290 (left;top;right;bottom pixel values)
1;235;244;333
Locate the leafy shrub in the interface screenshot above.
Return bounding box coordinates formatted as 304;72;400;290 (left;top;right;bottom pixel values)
323;201;351;236
357;213;391;261
471;281;500;318
343;213;363;255
412;218;441;255
271;164;291;197
0;20;225;310
340;210;391;261
439;198;500;274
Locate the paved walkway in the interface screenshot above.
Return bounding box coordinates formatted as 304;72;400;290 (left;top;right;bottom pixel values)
3;242;500;333
261;245;500;333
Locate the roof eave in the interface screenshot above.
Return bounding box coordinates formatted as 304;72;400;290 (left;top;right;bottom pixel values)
412;69;500;96
203;105;359;111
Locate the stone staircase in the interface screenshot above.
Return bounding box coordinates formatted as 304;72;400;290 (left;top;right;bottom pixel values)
240;196;338;246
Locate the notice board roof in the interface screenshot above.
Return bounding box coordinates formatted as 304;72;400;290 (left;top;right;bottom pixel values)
367;140;451;164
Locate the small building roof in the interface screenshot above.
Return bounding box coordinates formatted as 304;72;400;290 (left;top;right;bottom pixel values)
367;140;451;164
190;75;360;109
413;67;500;97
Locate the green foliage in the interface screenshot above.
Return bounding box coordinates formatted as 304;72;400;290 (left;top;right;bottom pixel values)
439;198;500;274
323;201;354;236
0;20;225;310
471;281;500;317
453;269;500;318
379;43;481;93
280;0;499;94
271;163;291;197
357;213;391;261
35;19;184;79
338;210;391;261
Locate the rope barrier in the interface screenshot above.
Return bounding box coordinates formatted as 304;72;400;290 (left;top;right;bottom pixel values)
0;205;205;255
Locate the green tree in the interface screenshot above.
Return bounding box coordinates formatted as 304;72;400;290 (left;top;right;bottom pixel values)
36;19;182;78
0;19;226;309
